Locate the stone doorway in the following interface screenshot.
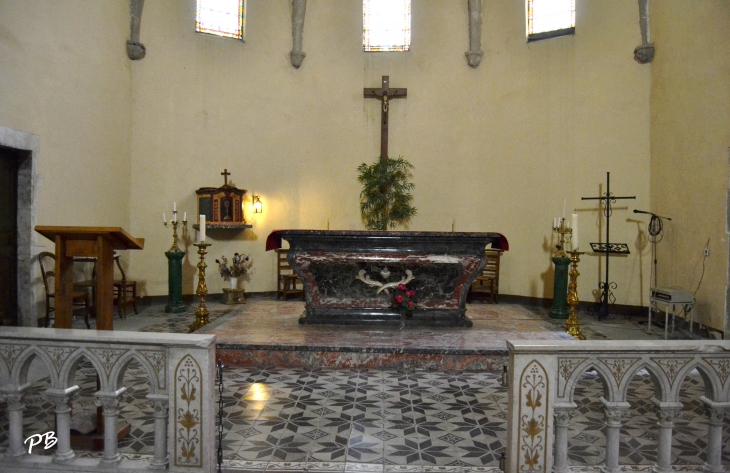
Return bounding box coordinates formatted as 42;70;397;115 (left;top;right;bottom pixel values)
0;126;40;327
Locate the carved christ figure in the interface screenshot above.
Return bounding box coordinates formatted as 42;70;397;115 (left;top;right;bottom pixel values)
364;76;407;162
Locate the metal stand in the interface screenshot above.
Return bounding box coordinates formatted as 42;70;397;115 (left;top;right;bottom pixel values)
581;172;635;320
565;250;586;340
188;242;211;333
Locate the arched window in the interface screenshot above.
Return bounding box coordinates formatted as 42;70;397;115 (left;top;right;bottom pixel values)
527;0;575;42
196;0;245;41
363;0;411;52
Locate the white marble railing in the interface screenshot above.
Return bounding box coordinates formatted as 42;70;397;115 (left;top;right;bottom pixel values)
0;327;216;472
506;340;730;473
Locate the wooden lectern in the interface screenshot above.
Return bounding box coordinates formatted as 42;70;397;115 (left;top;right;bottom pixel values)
35;226;144;330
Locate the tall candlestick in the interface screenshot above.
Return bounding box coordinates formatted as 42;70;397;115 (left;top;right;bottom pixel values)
571;213;579;250
200;215;206;242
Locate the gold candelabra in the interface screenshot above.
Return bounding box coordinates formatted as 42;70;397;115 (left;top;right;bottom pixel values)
552;218;573;257
565;250;586;340
188;242;211;333
164;210;187;252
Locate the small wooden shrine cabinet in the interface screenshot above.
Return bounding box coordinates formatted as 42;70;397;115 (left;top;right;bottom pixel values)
196;169;248;227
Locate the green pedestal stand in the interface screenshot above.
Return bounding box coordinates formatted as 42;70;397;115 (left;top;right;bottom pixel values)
550;256;571;319
165;251;186;313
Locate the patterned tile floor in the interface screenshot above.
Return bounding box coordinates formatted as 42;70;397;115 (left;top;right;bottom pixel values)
1;298;726;472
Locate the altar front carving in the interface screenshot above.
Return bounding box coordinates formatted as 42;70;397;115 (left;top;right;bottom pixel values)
266;230;508;327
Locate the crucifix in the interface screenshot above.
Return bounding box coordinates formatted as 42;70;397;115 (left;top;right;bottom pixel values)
221;168;231;186
582;172;636;320
364;76;407;162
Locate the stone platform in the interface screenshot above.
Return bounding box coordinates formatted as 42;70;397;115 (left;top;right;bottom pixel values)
201;299;573;371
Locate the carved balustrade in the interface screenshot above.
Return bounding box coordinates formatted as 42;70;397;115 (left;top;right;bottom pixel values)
507;340;730;473
0;327;216;472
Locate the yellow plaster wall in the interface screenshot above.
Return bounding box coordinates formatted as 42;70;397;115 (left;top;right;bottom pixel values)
0;0;133;241
650;1;730;332
129;0;651;303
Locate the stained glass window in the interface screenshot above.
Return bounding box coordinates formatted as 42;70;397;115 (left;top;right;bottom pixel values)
527;0;575;42
196;0;245;40
363;0;411;52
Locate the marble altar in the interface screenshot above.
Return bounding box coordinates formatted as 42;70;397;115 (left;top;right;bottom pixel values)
266;230;508;327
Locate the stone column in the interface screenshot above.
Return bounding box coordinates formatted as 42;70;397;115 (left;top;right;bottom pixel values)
147;393;170;470
465;0;483;67
651;397;682;473
127;0;146;59
5;390;28;456
700;396;729;473
46;386;80;462
290;0;307;68
95;387;127;464
601;398;630;473
552;406;574;473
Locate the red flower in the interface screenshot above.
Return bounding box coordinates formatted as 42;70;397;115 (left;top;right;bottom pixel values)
407;301;414;308
395;295;404;304
397;284;407;292
406;290;415;298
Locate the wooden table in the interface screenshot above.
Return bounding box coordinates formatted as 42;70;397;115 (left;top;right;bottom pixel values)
35;226;144;330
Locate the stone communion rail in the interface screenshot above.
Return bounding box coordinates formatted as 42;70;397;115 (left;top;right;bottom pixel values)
507;340;730;473
0;327;216;472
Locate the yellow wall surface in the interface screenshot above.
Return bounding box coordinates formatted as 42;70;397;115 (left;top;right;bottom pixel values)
0;0;133;235
22;1;730;328
128;0;652;305
650;1;730;332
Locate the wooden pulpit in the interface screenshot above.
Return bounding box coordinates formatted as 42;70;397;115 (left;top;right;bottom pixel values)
35;226;144;330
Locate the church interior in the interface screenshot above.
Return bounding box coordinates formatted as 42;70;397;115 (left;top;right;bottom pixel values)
1;1;729;472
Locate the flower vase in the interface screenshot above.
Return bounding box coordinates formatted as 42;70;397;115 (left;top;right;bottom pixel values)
229;277;238;290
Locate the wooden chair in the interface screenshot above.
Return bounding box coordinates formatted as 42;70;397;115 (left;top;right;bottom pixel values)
470;248;503;304
113;254;138;319
38;252;91;328
276;249;304;300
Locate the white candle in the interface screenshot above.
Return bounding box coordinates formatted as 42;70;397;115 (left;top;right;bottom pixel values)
173;210;177;223
183;212;187;222
562;199;566;219
571;213;579;250
173;202;176;212
163;212;166;223
200;215;206;242
553;217;557;229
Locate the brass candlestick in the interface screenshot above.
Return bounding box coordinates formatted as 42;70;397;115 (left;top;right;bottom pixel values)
164;210;187;252
552;218;573;257
565;250;586;340
188;242;211;333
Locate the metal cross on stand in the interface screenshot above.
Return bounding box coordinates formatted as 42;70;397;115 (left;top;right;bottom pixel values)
221;168;231;186
364;76;407;162
581;172;636;320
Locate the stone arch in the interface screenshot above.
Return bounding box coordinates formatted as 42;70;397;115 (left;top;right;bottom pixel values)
617;361;667;402
674;361;724;401
58;349;105;391
11;346;58;388
110;351;161;394
561;361;616;403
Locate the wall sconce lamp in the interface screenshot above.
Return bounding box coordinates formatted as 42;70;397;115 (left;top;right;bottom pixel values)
252;195;263;214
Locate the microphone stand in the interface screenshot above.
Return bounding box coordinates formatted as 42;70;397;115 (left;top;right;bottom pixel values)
633;209;672;289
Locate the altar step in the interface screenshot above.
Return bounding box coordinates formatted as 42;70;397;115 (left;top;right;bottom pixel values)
216;343;509;371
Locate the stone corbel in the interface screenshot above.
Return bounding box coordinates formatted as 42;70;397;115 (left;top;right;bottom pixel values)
634;0;655;64
127;0;146;60
465;0;483;68
290;0;307;68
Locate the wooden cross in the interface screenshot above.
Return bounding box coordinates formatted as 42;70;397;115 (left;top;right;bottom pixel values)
364;76;407;162
221;168;231;186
